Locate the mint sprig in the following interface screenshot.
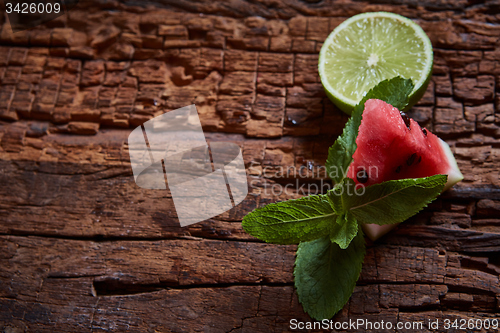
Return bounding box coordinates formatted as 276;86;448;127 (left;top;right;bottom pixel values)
242;77;445;320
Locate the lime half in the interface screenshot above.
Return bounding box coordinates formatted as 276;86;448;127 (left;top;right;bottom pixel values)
319;12;433;114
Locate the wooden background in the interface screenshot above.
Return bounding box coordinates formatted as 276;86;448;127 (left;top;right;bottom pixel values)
1;0;499;332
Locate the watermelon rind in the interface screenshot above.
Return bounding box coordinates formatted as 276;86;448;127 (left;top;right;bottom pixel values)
437;138;464;191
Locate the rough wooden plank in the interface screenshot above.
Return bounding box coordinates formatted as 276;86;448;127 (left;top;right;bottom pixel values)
0;127;498;244
0;1;498;137
1;236;500;332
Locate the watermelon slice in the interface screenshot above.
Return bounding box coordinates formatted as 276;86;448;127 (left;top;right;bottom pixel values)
346;99;463;241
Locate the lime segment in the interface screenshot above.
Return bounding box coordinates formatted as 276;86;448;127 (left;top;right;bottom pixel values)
319;12;433;114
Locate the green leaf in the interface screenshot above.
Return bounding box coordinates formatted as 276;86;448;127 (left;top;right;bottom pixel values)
330;184;344;214
325;104;362;184
363;76;414;111
346;174;447;225
242;194;339;245
331;211;358;249
325;77;414;184
294;231;366;320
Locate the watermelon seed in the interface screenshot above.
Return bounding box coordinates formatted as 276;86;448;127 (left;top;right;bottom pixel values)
400;111;411;130
356;168;369;183
422;128;427;136
407;153;417;166
395;165;401;173
416;156;422;164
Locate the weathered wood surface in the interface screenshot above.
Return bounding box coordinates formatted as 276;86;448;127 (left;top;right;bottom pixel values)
0;0;499;332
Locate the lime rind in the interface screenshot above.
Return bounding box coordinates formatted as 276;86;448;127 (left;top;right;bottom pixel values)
319;12;433;114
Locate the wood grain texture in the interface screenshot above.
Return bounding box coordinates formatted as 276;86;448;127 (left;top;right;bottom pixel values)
0;0;499;332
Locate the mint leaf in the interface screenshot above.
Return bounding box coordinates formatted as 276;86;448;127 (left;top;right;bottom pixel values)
325;77;414;184
364;76;414;111
330;184;344;214
294;231;366;320
242;194;339;245
346;174;447;225
325;104;362;184
331;211;358;249
329;180;358;249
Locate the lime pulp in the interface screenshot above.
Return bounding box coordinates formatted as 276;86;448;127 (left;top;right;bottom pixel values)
318;12;433;114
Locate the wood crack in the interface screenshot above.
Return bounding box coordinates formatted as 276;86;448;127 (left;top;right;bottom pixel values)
92;279;293;297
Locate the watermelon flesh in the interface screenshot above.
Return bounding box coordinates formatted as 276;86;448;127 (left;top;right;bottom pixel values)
346;99;463;241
